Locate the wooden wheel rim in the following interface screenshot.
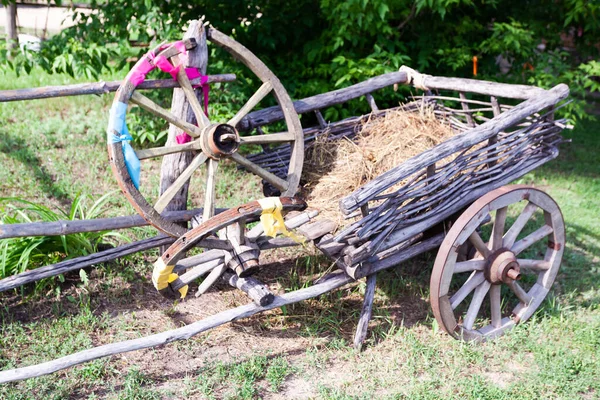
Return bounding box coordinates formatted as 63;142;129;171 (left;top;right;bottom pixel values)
430;185;565;341
108;27;304;238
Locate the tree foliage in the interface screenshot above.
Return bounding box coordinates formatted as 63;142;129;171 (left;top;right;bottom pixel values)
2;0;598;121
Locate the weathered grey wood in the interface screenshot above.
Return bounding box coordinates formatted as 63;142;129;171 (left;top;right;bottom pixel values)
237;71;408;131
0;271;353;383
353;274;377;350
130;92;203;138
459;92;476;127
0;75;235;103
223;271;274;306
159;21;207;252
0;236;175;293
230;152;288;191
0;208;229;239
195;263;228;297
422;76;546;100
172;250;225;273
155;153;209;214
353;234;444;279
171;258;223;290
340;84;569;214
297;219;337;240
4;3;17;52
365;93;379;113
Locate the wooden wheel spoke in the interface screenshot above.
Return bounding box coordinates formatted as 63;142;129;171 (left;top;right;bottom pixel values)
511;225;553;256
155;153;208;213
454;259;485;273
238;132;294;145
135;141;199;160
203;158;218;222
230;152;288;192
463;281;491;330
228;81;273;128
450;271;486;310
130;91;201;138
517;259;550;271
468;231;491;259
175;68;211;129
503;202;537;248
195;263;228;298
490;284;502;328
490;207;507;251
508;280;532;305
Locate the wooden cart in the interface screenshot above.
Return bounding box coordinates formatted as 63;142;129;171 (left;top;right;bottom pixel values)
0;25;570;383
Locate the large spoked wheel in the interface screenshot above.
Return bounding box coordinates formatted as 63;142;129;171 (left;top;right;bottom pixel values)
430;185;565;341
108;27;304;238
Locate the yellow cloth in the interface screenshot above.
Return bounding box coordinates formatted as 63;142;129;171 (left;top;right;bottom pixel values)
152;258;188;299
258;197;305;244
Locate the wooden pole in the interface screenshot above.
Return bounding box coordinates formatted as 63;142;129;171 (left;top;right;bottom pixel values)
5;3;18;53
0;271;353;383
159;21;207;254
0;208;227;239
353;273;377;350
0;75;235;103
0;235;175;293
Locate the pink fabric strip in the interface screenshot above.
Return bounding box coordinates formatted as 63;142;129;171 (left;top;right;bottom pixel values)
176;132;193;144
128;56;155;86
128;41;210;143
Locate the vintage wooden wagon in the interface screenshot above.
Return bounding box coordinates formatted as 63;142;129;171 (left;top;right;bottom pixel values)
0;23;570;383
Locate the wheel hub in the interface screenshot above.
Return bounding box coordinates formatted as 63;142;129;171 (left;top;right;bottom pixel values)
201;123;240;158
484;248;521;285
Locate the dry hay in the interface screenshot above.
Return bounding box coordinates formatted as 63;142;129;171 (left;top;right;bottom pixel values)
302;106;455;225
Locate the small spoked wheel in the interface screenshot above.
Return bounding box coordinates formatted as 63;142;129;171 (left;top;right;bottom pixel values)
107;27;304;238
430;185;565;341
152;197;307;299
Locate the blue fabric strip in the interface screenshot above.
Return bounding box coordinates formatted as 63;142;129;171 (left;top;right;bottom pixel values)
107;101;140;190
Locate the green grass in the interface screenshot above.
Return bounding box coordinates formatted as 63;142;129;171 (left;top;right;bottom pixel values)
0;68;599;398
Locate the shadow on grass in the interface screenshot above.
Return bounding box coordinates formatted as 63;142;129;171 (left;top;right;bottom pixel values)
0;131;69;201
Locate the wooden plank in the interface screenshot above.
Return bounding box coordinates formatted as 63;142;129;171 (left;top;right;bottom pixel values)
0;75;236;103
0;236;175;293
237;71;408;131
353;273;377;350
0;272;353;383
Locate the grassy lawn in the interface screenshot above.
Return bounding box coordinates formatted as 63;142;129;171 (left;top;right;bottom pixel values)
0;69;599;399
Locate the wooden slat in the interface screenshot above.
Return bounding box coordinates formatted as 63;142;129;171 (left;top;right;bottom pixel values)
238;132;294;144
155;153;208;213
130;91;202;137
228;81;273;127
230;152;288;191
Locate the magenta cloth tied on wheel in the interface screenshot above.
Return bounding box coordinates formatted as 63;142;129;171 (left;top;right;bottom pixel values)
107;101;141;190
128;57;155;87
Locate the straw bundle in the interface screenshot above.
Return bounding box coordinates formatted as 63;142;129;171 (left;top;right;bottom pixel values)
303;107;455;224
